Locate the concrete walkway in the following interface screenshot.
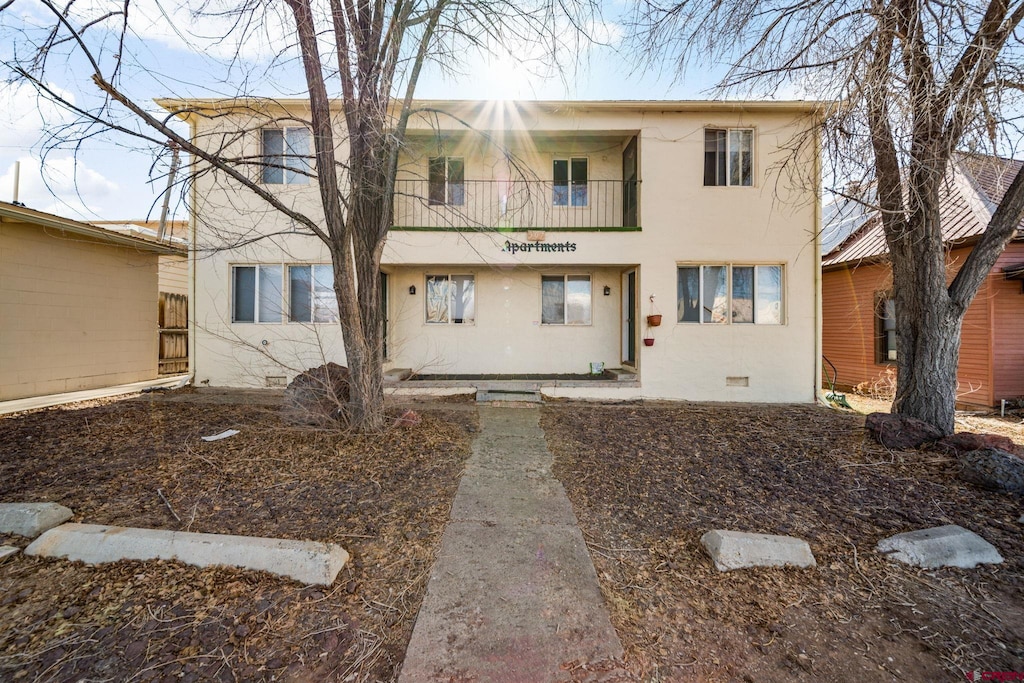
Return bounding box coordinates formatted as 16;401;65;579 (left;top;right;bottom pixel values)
399;406;623;682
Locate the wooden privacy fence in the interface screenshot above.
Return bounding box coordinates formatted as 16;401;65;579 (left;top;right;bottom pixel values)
159;292;188;374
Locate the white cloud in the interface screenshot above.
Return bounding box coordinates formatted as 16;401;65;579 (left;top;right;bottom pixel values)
0;82;78;149
0;155;120;219
64;0;293;62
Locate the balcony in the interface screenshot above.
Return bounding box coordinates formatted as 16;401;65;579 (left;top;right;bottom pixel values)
392;179;639;231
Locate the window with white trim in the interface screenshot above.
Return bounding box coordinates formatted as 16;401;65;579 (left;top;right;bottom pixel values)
428;157;465;206
289;264;338;323
704;129;753;186
677;264;782;324
426;274;475;324
553;157;588;206
262;127;312;185
542;274;592;325
232;265;283;323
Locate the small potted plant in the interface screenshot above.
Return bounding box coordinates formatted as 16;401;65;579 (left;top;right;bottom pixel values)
643;337;655;347
646;314;662;327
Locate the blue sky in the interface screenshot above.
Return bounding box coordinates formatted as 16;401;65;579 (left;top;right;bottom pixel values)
0;1;732;222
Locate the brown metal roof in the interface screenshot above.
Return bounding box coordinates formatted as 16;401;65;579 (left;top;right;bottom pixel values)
823;154;1023;268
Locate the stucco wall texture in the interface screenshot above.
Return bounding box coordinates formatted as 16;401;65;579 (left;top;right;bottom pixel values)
0;222;159;400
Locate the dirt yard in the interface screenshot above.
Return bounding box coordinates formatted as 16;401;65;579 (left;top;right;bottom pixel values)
0;392;475;681
543;403;1024;682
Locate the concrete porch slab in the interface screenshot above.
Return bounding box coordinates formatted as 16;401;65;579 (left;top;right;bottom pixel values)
0;503;74;538
25;524;349;585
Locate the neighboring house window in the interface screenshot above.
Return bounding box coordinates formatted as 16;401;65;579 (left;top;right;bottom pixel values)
542;275;592;325
232;265;283;323
289;264;338;323
704;129;753;186
553;157;588;206
677;264;782;324
262;128;312;185
428;157;465;206
426;274;475;324
876;296;897;362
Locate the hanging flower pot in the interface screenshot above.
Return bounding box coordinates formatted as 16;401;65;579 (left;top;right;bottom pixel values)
643;338;655;347
647;314;663;327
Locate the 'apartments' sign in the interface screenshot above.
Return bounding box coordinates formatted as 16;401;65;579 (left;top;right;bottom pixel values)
502;240;578;255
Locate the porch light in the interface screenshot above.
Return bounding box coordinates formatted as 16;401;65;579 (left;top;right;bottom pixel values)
604;286;611;296
409;285;416;295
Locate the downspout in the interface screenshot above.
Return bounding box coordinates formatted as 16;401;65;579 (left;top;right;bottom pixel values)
813;124;823;404
187;116;197;385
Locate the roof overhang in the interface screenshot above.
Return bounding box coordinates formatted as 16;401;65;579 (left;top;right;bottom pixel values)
0;202;186;255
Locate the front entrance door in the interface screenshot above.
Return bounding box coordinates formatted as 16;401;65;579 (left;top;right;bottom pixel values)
622;270;636;366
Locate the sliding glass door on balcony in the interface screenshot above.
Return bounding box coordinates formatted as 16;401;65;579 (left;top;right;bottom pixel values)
393;179;639;230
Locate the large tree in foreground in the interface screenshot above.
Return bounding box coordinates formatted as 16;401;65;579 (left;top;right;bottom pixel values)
634;0;1024;433
4;0;595;430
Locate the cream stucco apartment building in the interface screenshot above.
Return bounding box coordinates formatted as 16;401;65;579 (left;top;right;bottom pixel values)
166;99;824;402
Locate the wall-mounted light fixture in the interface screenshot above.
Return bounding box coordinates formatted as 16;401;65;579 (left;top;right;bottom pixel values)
409;285;417;295
604;285;611;296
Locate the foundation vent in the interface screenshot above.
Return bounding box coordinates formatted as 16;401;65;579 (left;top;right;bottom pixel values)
266;376;288;388
726;376;749;387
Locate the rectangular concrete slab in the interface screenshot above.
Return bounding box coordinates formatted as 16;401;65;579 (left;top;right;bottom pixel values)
0;503;73;538
399;520;623;682
0;546;19;562
701;529;816;571
876;525;1003;569
451;472;579;526
25;524;348;585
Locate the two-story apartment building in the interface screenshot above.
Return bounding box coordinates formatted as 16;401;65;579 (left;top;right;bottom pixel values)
163;99;824;402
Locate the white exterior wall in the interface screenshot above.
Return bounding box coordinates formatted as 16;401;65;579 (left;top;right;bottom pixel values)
185;100;820;402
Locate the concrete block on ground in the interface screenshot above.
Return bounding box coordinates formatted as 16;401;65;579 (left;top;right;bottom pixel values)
25;524;348;585
0;546;19;562
0;503;73;538
876;525;1003;569
701;530;816;571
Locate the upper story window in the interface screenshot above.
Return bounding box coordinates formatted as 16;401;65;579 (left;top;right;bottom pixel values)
553;157;588;207
704;129;753;186
233;265;283;323
426;274;475;324
677;264;782;324
428;157;465;206
542;274;592;325
262;127;311;185
289;264;338;323
876;296;897;362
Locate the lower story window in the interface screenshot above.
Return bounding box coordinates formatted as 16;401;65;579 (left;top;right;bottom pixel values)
426;274;475;324
542;274;592;325
677;264;783;324
289;265;338;323
233;265;282;323
876;296;897;362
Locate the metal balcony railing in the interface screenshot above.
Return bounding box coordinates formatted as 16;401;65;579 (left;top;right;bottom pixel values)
392;179;639;230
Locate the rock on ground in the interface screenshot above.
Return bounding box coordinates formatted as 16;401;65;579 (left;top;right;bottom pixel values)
958;447;1024;495
865;412;944;450
282;363;350;427
0;546;18;562
700;530;816;571
876;525;1003;569
0;503;73;538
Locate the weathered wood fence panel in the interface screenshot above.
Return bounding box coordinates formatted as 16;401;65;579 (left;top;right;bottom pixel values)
159;292;189;374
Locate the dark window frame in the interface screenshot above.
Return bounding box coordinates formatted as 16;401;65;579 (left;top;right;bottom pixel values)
428;157;465;206
875;294;898;364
